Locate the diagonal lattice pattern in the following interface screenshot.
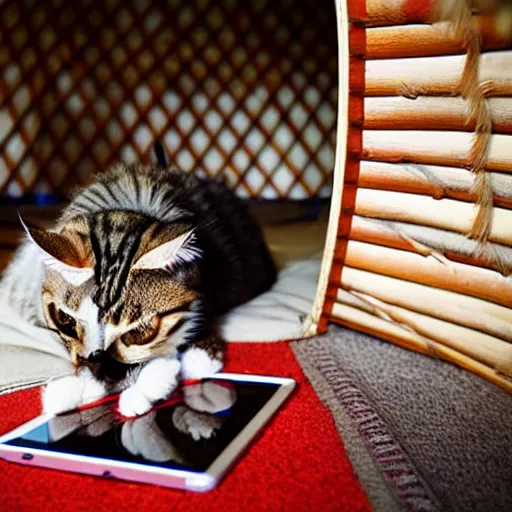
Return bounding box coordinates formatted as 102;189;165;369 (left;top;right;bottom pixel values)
0;0;337;199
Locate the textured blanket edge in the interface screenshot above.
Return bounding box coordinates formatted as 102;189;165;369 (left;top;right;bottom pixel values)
292;337;442;512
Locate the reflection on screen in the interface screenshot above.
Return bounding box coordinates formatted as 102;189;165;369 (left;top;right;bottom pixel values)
6;379;279;472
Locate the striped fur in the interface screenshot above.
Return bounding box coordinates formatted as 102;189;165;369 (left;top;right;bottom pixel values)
4;163;276;392
62;163;277;315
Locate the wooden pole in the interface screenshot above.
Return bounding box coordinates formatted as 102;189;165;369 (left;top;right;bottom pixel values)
366;51;512;97
339;288;512;369
358;160;512;209
341;266;512;341
367;18;512;58
344;240;512;307
365;97;512;134
363;130;512;172
350;215;512;275
355;188;512;246
305;0;351;336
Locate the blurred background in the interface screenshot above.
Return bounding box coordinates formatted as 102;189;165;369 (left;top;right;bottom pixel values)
0;0;338;205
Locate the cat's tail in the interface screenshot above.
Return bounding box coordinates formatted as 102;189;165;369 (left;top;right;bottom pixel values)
153;140;168;168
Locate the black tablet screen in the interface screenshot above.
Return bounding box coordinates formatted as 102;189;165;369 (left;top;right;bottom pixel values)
5;378;280;473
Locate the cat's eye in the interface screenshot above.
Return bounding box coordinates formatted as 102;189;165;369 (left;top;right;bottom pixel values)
120;316;160;346
48;303;78;339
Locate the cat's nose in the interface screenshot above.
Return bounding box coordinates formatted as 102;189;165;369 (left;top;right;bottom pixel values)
87;350;105;363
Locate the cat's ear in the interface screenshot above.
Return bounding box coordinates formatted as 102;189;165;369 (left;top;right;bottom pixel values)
132;229;201;271
19;213;94;286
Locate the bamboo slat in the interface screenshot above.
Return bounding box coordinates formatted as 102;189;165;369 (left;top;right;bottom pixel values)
364;97;512;134
367;19;512;59
341;266;512;341
358;160;512;209
363;130;512;172
365;0;407;24
331;302;512;394
366;51;512;96
344;240;512;307
364;0;512;28
350;215;512;275
355;189;512;246
337;288;512;370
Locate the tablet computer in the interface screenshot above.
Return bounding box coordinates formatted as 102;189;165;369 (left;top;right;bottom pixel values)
0;373;296;492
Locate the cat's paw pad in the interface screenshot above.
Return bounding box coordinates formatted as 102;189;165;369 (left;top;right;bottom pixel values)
118;387;152;418
42;375;83;415
172;405;224;441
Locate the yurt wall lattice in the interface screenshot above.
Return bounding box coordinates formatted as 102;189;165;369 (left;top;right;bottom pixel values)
311;0;512;394
0;0;337;200
4;0;512;396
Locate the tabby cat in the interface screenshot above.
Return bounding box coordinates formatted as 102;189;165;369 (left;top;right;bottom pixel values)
3;160;276;417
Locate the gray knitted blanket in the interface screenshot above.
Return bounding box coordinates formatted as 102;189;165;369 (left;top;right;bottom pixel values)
292;326;512;512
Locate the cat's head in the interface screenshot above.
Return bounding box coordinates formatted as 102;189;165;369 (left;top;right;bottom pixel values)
21;212;203;367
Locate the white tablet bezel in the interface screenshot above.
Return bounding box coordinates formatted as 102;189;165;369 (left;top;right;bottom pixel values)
0;373;296;492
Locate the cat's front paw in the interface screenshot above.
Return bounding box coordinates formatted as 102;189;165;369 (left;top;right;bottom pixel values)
118;357;181;418
172;404;224;441
42;370;106;415
180;348;223;380
118;386;153;418
42;375;83;415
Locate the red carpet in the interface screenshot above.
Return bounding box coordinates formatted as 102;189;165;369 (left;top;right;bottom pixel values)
0;343;371;512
